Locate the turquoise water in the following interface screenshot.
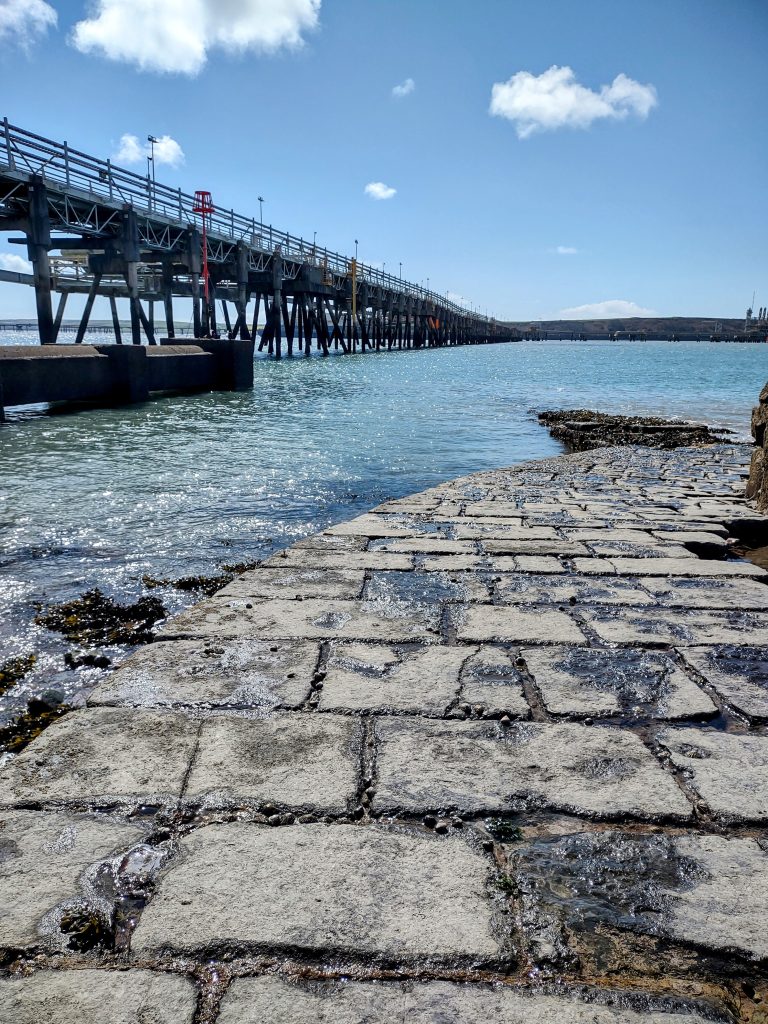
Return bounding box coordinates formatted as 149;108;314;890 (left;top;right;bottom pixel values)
0;337;765;717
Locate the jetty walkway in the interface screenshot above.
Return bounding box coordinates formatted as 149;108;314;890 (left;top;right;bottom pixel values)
2;443;768;1022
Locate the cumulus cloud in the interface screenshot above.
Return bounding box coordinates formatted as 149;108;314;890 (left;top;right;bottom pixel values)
114;133;185;168
392;77;414;99
554;245;578;255
365;181;396;201
71;0;320;75
490;65;657;138
558;299;657;319
0;253;33;273
0;0;57;49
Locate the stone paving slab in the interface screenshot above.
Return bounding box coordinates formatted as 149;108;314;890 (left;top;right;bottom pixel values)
456;606;586;644
584;542;695;559
659;726;768;822
376;538;476;554
318;643;471;715
459;647;529;718
1;970;197;1024
0;708;199;805
0;810;144;949
574;556;767;578
494;574;653;606
522;648;715;719
132;823;500;962
580;607;768;646
640;577;768;610
161;597;440;641
218;567;365;600
88;639;319;708
481;539;590;556
452;523;559;539
218;976;721;1023
373;719;691;819
263;549;413;571
682;646;768;720
364;568;491;603
186;713;360;813
513;830;768;964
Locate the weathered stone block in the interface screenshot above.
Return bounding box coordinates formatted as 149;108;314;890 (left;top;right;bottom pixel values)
495;574;652;606
581;607;768;646
132;823;500;962
460;647;529;718
217;568;365;600
682;645;768;720
373;719;691;820
455;606;586;644
641;577;768;610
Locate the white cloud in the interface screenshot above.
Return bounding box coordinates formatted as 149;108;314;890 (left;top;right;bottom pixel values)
392;77;415;99
490;65;657;138
114;133;185;167
554;245;578;255
71;0;320;75
0;253;32;273
0;0;57;48
558;299;657;319
365;181;396;201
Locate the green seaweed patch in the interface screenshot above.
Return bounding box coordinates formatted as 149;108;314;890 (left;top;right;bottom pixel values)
60;908;112;952
0;654;36;696
221;560;260;575
0;701;71;755
142;573;233;596
35;588;166;647
486;819;524;843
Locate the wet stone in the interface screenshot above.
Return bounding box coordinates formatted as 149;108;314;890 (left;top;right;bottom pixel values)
495;575;653;607
581;607;768;647
641;577;768;610
318;643;471;715
452;523;559;540
261;549;413;571
0;810;144;949
217;567;365;600
683;645;768;720
1;970;197;1024
88;639;319;709
514;555;568;574
364;569;490;605
185;713;360;814
522;648;716;720
604;557;766;578
459;647;529;718
513;830;768;965
374;538;475;554
481;539;590;556
659;726;768;822
585;542;694;559
131;822;500;963
218;976;722;1023
0;708;199;805
161;598;440;642
456;605;586;644
373;719;691;820
326;514;430;537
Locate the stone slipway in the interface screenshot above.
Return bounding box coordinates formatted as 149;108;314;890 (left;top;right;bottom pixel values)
2;443;768;1023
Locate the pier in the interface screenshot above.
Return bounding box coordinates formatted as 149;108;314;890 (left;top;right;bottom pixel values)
2;442;768;1020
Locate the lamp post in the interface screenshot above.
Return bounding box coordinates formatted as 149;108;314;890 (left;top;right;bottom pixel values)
147;134;158;184
354;239;358;260
399;261;402;281
258;196;264;226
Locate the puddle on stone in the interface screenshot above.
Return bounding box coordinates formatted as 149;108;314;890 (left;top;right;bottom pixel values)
365;571;476;607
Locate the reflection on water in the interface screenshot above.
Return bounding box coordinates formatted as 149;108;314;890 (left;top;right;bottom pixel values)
0;338;764;717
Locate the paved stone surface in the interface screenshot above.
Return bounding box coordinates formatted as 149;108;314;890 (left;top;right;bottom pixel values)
218;567;365;599
218;976;719;1023
659;726;768;821
581;607;768;646
682;645;768;720
186;713;360;812
523;648;716;719
162;597;440;641
0;708;199;804
132;823;500;962
89;639;319;708
0;810;144;948
640;576;768;609
1;970;197;1023
318;643;470;715
459;647;529;717
263;549;413;570
495;574;653;606
374;719;691;819
456;606;586;643
575;556;766;577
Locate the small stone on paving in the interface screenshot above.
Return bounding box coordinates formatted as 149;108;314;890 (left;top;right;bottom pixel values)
131;823;500;963
0;810;144;949
522;648;715;719
456;605;586;644
1;970;196;1024
0;708;198;805
659;726;768;822
373;719;691;819
161;597;440;641
88;639;319;708
318;643;470;715
683;646;768;720
218;976;720;1023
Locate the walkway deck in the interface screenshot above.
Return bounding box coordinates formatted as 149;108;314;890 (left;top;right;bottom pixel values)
2;444;768;1023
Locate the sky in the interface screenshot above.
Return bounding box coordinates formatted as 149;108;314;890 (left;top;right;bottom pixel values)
0;0;766;323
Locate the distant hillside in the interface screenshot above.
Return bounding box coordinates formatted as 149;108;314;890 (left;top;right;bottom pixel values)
504;316;746;336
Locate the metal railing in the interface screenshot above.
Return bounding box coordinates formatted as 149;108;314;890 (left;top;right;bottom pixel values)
1;118;491;322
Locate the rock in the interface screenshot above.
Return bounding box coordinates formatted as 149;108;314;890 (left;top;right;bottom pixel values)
747;382;768;508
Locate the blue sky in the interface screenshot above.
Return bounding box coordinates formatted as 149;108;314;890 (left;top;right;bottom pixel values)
1;0;766;322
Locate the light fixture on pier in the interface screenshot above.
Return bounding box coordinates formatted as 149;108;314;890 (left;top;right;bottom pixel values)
147;134;158;184
258;196;264;226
